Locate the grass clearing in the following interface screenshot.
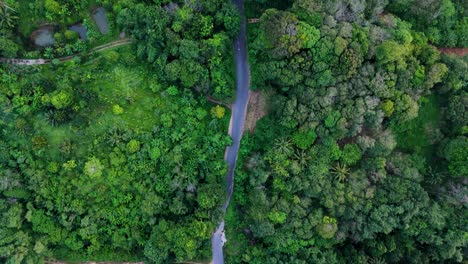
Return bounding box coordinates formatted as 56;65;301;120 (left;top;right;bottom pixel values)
392;95;442;158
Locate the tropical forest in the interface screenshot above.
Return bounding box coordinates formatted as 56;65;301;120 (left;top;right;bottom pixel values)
0;0;466;264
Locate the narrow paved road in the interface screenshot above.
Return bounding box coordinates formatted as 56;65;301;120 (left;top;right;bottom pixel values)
211;0;250;263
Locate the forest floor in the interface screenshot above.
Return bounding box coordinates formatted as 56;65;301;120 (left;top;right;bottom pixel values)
438;48;468;56
244;90;268;134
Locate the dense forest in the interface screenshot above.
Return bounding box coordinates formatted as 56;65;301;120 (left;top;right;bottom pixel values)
0;0;238;263
226;0;467;263
0;0;467;263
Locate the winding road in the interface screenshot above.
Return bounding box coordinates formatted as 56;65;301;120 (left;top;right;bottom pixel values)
211;0;250;263
1;5;250;263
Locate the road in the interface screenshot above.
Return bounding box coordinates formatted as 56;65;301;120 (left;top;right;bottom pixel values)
211;0;250;263
0;38;131;65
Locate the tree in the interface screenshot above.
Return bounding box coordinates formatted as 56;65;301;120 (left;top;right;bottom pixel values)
260;9;303;58
341;144;362;166
0;3;17;29
112;104;124;115
274;137;294;156
375;40;409;66
84;157;104;178
292;130;317;150
381;99;394;117
316;216;338;239
50;90;73;110
442;137;467;177
0;37;19;58
332;163;349;182
127;139;140;153
211;105;225;119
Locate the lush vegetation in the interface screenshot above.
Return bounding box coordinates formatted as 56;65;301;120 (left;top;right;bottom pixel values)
386;0;467;47
226;0;467;263
1;0;467;263
1;0;119;59
0;0;238;263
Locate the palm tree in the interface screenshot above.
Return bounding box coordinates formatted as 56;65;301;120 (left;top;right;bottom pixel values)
293;149;311;168
0;1;13;10
332;163;349;183
367;257;386;264
274;137;293;156
0;1;17;29
425;166;445;185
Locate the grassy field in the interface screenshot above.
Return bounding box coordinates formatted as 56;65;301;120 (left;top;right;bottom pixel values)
392;95;442;159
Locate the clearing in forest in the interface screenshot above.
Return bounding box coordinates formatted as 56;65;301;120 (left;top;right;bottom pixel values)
244;90;268;134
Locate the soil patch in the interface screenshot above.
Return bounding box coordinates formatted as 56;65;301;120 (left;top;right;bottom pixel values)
244;90;268;134
439;48;468;56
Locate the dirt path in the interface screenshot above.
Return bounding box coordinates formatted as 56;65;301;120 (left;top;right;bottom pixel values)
206;95;232;109
439;48;468;56
0;38;132;65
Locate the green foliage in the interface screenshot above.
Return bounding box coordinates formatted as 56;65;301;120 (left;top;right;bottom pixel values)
44;0;61;17
392;96;441;157
386;0;467;47
149;146;161;160
297;21;320;49
126;139;140;153
268;211;287;224
316;216;338;239
292;130;316;150
211;105;226;119
112;104;124;115
325;111;341;128
381;100;394;117
0;37;19;58
341;144;362;166
50;90;73;109
84;157;104;178
0;44;231;262
230;1;467;263
442;137;467;177
62;160;77;171
1;0;466;263
376;40;409;66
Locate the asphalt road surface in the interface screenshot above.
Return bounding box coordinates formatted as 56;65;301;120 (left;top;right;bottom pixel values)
211;0;250;263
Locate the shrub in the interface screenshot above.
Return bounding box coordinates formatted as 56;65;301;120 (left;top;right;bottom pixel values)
211;105;225;119
292;130;317;150
341;144;362;166
127;140;141;153
84;157;104;178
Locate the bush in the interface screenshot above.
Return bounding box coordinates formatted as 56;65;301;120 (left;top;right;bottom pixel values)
51;90;73;109
65;30;79;41
292;130;317;150
341;144;362;166
127;140;141;153
210;105;225;119
84;157;104;178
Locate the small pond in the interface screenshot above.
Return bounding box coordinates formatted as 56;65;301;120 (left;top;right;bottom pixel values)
69;24;87;40
33;27;55;47
92;7;109;34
